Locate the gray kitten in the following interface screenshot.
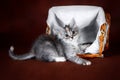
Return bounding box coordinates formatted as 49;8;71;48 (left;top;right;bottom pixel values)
52;16;92;65
9;18;91;65
9;35;66;62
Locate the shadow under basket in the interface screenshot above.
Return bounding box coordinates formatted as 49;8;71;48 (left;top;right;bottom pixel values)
46;6;111;58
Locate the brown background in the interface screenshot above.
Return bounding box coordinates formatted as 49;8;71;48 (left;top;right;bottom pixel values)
0;0;120;80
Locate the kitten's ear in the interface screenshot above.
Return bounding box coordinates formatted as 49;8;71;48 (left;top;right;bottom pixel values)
69;19;76;28
55;14;64;27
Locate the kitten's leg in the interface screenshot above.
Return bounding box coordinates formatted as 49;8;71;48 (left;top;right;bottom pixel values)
54;57;66;62
40;47;66;62
56;43;65;57
49;56;66;62
67;56;91;65
64;45;91;65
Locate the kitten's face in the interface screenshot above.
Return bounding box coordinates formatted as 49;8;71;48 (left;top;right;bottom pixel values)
55;25;79;43
53;16;79;42
63;25;79;41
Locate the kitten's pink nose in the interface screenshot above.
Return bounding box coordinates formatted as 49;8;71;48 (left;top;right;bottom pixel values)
71;36;74;39
70;37;74;41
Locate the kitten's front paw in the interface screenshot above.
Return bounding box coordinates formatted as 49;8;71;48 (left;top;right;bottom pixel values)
82;60;91;66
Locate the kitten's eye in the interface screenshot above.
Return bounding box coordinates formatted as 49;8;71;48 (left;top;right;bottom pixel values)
65;34;69;37
73;31;77;35
72;31;75;34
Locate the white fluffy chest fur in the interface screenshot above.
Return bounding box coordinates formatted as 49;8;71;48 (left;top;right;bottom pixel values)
66;39;78;46
63;36;79;48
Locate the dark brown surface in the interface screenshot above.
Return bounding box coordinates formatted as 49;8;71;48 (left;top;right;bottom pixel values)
0;0;120;80
1;48;120;80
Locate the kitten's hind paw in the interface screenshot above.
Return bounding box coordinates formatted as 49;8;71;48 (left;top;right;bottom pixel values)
54;57;66;62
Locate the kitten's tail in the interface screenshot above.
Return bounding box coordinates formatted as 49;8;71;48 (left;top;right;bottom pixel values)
9;46;35;60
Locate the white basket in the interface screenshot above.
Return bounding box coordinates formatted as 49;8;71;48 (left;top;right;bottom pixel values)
46;6;111;58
